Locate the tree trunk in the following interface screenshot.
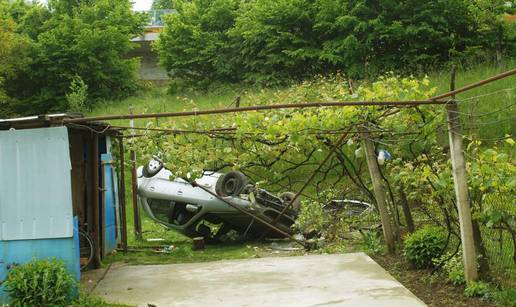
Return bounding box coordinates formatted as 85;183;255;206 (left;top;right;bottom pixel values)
471;220;490;280
399;185;415;233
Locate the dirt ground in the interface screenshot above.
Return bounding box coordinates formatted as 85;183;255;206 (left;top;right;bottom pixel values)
372;254;496;307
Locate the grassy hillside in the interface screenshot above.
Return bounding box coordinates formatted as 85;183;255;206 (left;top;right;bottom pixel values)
89;61;515;138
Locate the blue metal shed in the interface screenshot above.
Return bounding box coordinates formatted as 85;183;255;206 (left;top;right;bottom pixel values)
0;115;123;304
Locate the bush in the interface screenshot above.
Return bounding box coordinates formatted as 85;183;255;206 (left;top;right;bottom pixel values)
293;200;327;236
433;252;465;285
493;287;516;307
360;229;384;255
66;75;89;112
404;225;446;269
4;259;76;307
464;281;492;299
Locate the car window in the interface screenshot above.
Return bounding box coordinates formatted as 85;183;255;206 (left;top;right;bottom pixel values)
147;198;175;224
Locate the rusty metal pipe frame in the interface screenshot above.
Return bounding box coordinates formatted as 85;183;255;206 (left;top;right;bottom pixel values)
63;100;446;123
430;67;516;101
117;137;128;252
91;134;102;268
191;182;307;248
261;129;354;239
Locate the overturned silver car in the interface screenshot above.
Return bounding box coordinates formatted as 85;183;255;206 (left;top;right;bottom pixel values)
137;158;300;242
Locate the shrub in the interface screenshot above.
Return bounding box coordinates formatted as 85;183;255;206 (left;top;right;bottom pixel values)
4;258;76;307
493;287;516;307
66;75;89;112
293;200;327;236
404;225;446;269
464;281;492;299
433;252;465;285
360;229;384;255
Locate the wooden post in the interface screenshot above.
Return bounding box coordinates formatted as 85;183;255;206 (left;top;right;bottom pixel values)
192;237;205;251
446;67;478;282
91;134;102;267
118;137;128;252
361;129;395;254
129;106;142;240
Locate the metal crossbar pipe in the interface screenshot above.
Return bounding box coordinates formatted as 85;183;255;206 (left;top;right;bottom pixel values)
191;182;307;247
63;100;446;123
430;67;516;101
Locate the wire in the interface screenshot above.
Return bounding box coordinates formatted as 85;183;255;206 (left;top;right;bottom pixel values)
66;122;112;134
455;87;516;103
447;101;516;117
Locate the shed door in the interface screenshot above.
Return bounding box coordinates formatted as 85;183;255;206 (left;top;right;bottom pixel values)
101;153;118;256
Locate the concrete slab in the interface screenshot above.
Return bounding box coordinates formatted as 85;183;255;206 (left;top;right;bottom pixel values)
93;253;426;307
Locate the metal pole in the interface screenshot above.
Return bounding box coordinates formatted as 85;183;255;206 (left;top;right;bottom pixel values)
446;67;478;282
91;133;102;267
361;128;395;254
63;100;447;123
129;106;142;240
191;183;306;247
118;137;128;252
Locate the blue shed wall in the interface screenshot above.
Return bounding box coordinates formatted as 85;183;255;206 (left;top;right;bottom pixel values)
0;234;79;303
0;127;81;304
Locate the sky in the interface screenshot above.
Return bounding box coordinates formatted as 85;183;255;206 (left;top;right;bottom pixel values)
132;0;153;11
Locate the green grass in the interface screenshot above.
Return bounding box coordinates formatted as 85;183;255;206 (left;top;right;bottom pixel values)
429;60;516;139
89;61;515;137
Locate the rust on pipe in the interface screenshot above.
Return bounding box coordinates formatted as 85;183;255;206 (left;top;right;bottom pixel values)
91;134;102;268
191;182;307;248
430;67;516;101
64;100;447;123
117;136;128;252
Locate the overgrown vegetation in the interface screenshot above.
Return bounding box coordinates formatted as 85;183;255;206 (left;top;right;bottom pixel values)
118;61;514;306
155;0;515;88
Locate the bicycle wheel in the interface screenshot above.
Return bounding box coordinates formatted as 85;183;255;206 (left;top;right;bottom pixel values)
79;230;94;271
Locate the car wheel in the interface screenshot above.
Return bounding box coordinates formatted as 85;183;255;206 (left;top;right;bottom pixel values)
280;192;301;214
215;171;249;196
142;158;164;178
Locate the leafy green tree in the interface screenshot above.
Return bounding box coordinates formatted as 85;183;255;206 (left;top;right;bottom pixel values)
152;0;176;9
155;0;241;88
0;2;31;117
315;0;478;77
468;0;516;63
3;0;146;115
229;0;321;84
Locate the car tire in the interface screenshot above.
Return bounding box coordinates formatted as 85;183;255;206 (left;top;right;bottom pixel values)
280;192;301;214
215;171;249;197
